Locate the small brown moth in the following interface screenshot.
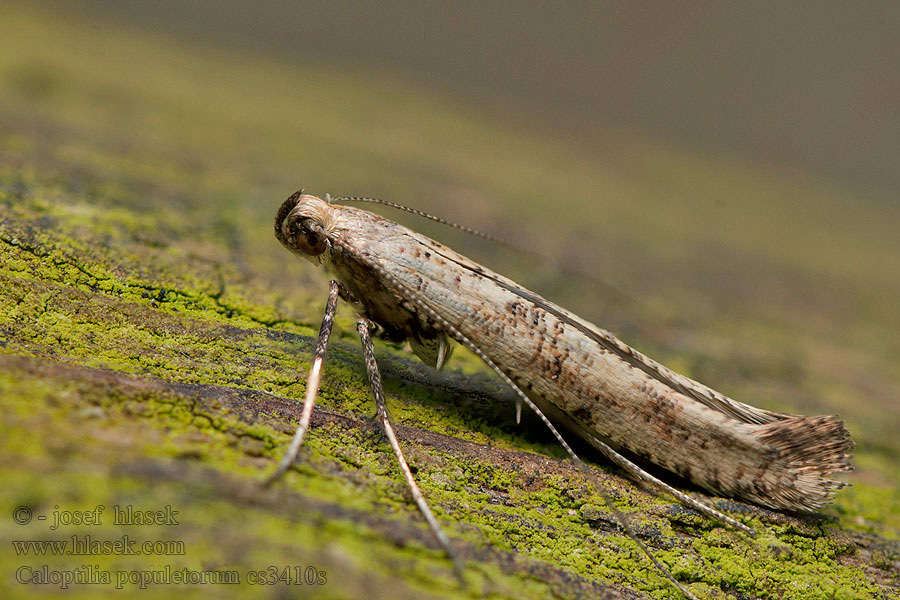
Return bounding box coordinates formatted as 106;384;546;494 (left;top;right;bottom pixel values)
268;190;853;599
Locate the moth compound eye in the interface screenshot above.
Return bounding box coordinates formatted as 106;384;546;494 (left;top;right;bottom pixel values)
295;221;327;256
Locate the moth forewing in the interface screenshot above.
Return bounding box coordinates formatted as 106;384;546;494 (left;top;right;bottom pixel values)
272;190;853;599
291;195;852;507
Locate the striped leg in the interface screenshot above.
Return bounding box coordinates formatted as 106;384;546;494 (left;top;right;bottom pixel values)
265;279;340;486
356;319;465;585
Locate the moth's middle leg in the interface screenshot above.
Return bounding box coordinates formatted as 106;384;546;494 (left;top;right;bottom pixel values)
355;319;465;584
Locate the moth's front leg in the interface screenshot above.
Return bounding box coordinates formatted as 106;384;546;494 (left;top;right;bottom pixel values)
264;279;340;486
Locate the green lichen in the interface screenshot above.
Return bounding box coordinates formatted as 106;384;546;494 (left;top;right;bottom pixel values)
1;3;898;599
0;111;894;600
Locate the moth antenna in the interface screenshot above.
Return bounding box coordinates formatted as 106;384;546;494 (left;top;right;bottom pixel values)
331;195;543;260
330;236;700;600
332;195;646;311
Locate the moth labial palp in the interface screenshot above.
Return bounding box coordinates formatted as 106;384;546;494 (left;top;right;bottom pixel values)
267;190;854;600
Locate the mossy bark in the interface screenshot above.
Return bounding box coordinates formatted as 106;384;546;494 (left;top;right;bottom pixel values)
1;4;898;599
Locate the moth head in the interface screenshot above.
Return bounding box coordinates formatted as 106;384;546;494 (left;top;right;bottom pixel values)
275;190;337;259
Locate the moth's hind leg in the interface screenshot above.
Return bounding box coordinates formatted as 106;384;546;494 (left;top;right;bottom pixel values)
264;279;341;486
356;319;466;585
583;433;756;536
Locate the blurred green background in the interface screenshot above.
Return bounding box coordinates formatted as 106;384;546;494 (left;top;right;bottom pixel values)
1;2;898;599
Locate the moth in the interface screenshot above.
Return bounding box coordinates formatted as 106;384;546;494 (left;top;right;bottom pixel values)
268;190;853;598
